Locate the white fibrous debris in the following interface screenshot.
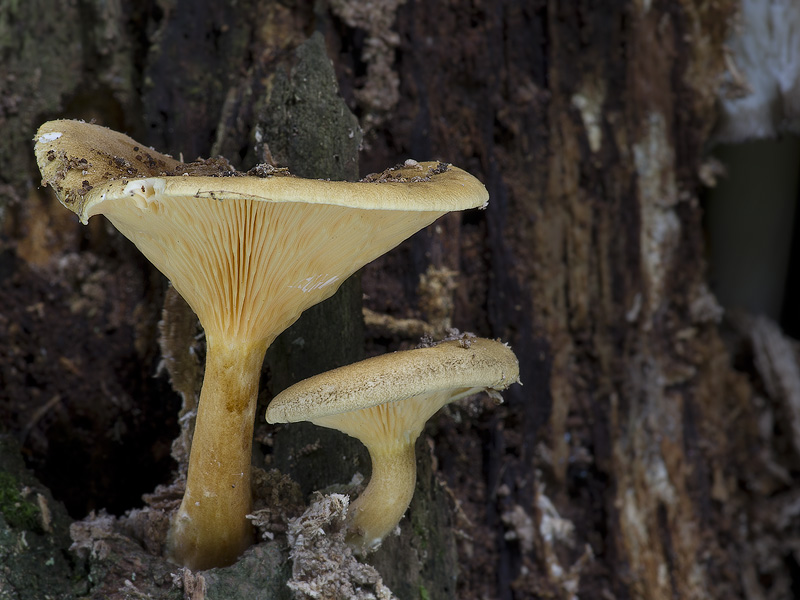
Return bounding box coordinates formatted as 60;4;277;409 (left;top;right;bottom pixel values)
69;510;118;561
502;485;592;600
689;283;724;324
501;504;536;554
536;490;575;546
329;0;405;140
287;494;397;600
571;82;605;153
749;315;800;458
171;567;207;598
36;493;53;533
717;0;800;141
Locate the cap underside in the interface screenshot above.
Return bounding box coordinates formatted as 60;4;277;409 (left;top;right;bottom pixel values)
34;119;490;343
310;387;480;450
103;194;442;341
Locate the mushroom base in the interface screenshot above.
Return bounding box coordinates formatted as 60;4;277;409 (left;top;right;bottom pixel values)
166;336;269;570
346;441;417;554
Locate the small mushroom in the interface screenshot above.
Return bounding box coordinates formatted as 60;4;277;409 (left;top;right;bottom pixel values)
266;337;521;553
34;119;489;569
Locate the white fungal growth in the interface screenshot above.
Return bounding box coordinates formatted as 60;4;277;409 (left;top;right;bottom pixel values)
287;494;397;600
717;0;800;141
571;81;606;153
38;132;63;142
633;112;680;317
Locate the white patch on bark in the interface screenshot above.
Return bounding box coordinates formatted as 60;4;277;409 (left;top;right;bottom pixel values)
717;0;800;141
634;112;680;321
748;315;800;459
571;82;606;153
503;484;592;600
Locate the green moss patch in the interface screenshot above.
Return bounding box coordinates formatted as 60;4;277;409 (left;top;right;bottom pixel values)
0;471;40;530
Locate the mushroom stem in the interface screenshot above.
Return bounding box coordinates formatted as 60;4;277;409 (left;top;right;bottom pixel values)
166;335;270;570
346;441;417;553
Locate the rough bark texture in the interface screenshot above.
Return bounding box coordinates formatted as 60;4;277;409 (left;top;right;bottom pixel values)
3;1;800;599
0;435;76;599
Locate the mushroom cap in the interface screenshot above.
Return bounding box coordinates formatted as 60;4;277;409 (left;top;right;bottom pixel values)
266;337;520;429
34;120;489;343
34;120;488;219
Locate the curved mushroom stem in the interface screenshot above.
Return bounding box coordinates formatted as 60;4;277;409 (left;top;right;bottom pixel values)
166;335;269;570
346;441;417;554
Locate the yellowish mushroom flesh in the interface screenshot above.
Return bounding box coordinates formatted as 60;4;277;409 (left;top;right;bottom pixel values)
34;120;489;570
266;338;521;553
313;387;479;551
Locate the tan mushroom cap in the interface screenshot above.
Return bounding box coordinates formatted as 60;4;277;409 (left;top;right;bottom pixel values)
266;337;521;428
34;120;489;219
34;120;489;343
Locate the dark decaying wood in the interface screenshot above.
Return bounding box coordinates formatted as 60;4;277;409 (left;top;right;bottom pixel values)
3;1;800;599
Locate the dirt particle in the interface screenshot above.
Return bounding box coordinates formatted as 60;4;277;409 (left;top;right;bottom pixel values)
431;161;450;175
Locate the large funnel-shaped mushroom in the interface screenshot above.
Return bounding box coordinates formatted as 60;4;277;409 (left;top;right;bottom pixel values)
34;119;488;569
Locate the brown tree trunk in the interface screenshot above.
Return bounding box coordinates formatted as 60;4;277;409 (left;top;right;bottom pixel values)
2;1;797;599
